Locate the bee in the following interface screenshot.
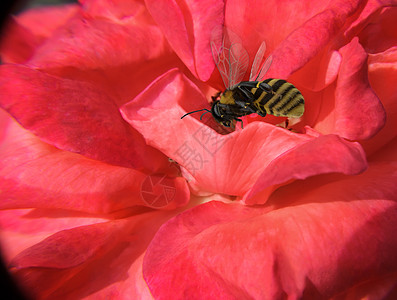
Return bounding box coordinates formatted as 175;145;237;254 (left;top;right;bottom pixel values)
181;30;305;128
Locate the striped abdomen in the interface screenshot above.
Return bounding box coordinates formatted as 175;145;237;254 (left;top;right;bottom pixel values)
252;78;304;117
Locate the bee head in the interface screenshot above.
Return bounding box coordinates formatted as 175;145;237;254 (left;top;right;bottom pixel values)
220;120;232;127
181;100;234;128
212;101;232;127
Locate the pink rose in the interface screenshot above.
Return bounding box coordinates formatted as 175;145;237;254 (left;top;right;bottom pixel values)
1;0;397;299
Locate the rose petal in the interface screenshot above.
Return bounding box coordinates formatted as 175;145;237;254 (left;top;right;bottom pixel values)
15;4;79;38
267;0;362;78
80;0;144;20
0;64;168;171
22;2;181;107
0;18;39;64
0;4;79;64
206;0;361;87
289;49;342;92
85;253;154;300
0;115;189;213
27;3;168;71
349;4;397;54
333;273;397;300
369;137;397;163
143;162;397;299
10;221;128;269
224;0;329;59
333;38;386;140
7;209;173;299
0;209;108;262
144;0;224;81
361;47;397;155
121;69;367;198
243;133;367;205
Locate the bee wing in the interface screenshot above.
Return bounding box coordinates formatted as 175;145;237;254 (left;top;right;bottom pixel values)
228;43;249;88
249;41;266;81
211;39;230;89
253;54;273;82
249;41;273;82
211;30;249;89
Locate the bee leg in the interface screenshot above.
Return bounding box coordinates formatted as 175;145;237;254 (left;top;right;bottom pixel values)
235;100;264;118
235;118;244;129
234;93;266;118
217;103;229;110
245;105;259;115
258;82;273;94
235;101;260;118
234;93;257;112
256;110;266;117
234;99;247;109
242;102;265;117
236;85;255;101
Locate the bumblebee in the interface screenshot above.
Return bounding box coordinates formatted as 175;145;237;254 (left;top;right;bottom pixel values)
181;30;305;128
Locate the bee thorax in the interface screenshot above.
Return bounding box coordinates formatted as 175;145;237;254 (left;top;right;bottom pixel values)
220;90;235;105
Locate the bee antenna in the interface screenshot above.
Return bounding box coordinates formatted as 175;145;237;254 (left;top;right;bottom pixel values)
181;109;211;119
200;111;211;120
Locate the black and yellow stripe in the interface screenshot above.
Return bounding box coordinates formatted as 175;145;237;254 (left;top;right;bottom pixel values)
252;78;304;117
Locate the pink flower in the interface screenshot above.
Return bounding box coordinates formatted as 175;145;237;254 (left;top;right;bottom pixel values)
0;0;396;299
